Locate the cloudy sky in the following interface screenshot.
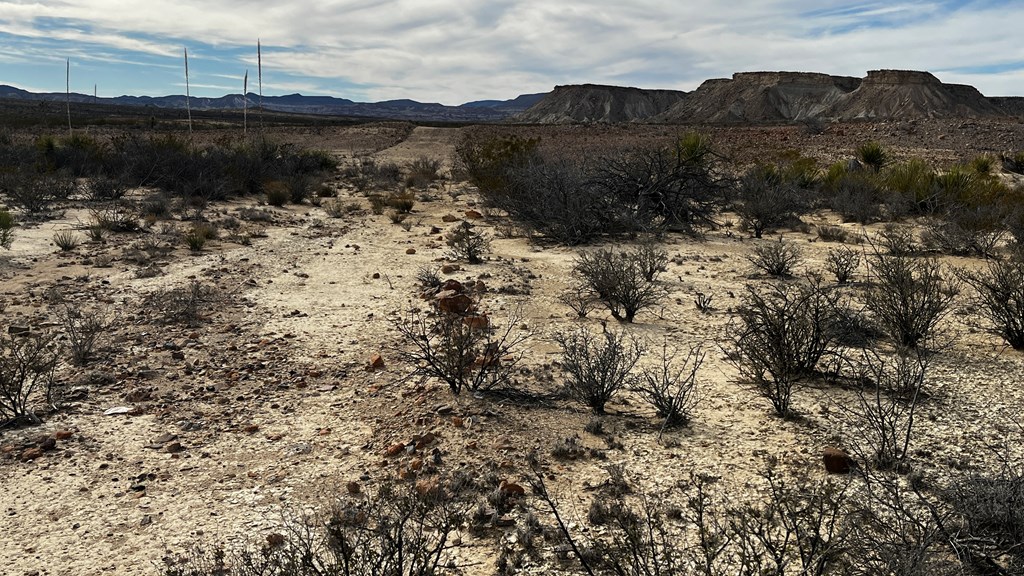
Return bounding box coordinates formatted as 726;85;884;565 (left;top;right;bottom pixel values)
1;0;1022;104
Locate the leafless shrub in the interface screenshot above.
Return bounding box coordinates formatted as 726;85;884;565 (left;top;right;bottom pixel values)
817;224;849;243
632;340;704;427
558;282;598;318
728;278;844;417
573;247;666;322
747;238;803;277
866;254;958;349
735;165;804;238
1;330;60;424
694;291;714;313
825;245;861;284
555;327;643;414
91;202;140;232
445;221;490;264
875;223;917;256
146;281;220;326
958;258;1024;349
0;209;14;249
54;302;109;366
634;239;669;282
160;482;465;576
392;305;528;395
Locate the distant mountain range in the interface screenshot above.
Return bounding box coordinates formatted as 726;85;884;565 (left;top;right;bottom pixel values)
0;84;546;122
3;70;1021;124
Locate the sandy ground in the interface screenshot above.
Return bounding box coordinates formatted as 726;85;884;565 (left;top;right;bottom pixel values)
2;124;1024;575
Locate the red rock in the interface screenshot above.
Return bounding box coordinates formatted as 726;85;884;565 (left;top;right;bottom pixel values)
441;279;465;293
53;430;74;441
385;443;406;457
823;446;854;474
242;424;260;434
437;293;473;314
415;478;440;497
499;480;526;496
463;314;489;330
441;214;458;223
21;447;44;461
406;248;417;255
368;353;385;371
410;458;424;471
413;432;437;449
451;416;464;428
465;210;483;219
440;264;461;274
37;436;57;451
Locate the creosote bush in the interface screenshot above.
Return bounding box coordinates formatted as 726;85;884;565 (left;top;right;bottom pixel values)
556;327;643;414
825;245;861;284
735;164;805;238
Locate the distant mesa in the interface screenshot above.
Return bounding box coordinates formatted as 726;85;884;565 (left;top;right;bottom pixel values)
1;69;1021;124
515;70;1022;124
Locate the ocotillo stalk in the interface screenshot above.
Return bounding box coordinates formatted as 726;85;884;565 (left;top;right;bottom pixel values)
243;69;249;136
184;47;193;143
65;59;71;135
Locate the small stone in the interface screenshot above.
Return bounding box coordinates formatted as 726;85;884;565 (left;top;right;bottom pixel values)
372;272;380;279
464;210;483;219
415;477;440;497
440;264;461;274
368;353;385;371
53;430;74;441
451;416;464;428
103;406;132;416
463;314;488;330
385;443;406;457
410;458;424;471
823;446;854;474
441;214;458;223
37;437;57;451
346;481;361;494
406;248;417;255
164;442;185;454
140;514;153;527
242;424;260;434
20;447;44;461
8;326;30;336
266;533;286;548
500;480;527;496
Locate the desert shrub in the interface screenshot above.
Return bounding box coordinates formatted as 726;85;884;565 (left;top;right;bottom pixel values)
386;210;407;225
160;483;465;576
146;281;220;326
558;282;599;318
856;141;888;172
392;305;528;395
729;278;844;417
825;245;861;284
634;240;668;281
0;330;60;424
2;171;76;213
948;458;1024;573
183;228;207;251
90;202;140;232
555;327;643;414
632;341;704;427
385;192;415;213
747;238;802;277
847;350;928;470
322;199;345;218
367;194;387;214
573;247;666;322
445;221;490;264
866;254;958;349
959;258;1024;349
50;133;109;176
406;156;442;188
54;302;108;366
969;153;997;176
817;224;848;243
345;157;402;191
874;223;917;256
920;211;1004;257
87;175;130;201
414;265;443;291
458;134;541;197
591;133;729;234
285;173;311;204
52;230;79;252
735;164;804;238
829;172;884;224
884;158;937;214
0;209;14;249
264;181;289;206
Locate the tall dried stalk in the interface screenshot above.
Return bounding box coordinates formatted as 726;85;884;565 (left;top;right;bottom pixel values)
183;47;193;143
65;58;71;135
257;39;264;133
243;69;249;136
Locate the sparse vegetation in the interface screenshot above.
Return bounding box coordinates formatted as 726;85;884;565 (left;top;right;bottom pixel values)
0;209;14;249
572;246;666;322
1;330;60;424
632;340;705;427
556;327;643;414
866;253;958;349
747;237;803;276
445;221;490;263
959;258;1024;349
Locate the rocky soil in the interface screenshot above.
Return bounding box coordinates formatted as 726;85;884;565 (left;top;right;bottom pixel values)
2;122;1024;575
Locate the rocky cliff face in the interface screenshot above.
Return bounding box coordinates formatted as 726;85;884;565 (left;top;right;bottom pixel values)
831;69;1002;120
513;84;687;124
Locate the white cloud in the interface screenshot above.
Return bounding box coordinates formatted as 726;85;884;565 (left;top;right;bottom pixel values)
0;0;1022;102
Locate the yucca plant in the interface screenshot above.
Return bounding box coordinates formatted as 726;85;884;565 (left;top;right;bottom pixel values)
856;141;888;172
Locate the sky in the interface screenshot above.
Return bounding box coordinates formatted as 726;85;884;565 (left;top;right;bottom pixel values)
1;0;1023;105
